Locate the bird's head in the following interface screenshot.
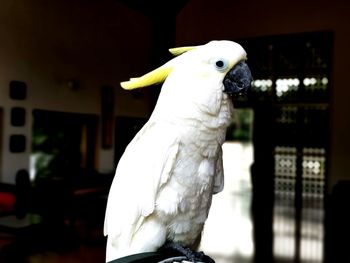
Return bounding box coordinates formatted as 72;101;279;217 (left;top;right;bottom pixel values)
120;40;252;117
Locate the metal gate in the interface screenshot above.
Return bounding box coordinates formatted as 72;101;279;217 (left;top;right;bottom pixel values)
236;31;332;263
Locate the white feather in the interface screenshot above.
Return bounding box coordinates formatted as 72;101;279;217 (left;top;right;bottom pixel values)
104;40;247;262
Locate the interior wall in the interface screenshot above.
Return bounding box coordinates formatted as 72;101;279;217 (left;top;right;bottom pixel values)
0;0;154;183
176;0;350;192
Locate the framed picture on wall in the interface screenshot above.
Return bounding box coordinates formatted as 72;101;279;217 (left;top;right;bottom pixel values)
11;107;26;127
9;81;27;100
101;86;114;149
9;135;26;153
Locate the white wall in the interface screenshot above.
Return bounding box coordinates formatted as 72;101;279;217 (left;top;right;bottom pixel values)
0;0;154;183
176;0;350;191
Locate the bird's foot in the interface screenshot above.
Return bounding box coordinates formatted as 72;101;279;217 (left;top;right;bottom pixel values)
160;242;215;263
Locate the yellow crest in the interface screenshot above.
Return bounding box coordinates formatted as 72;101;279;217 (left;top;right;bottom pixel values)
120;66;173;90
120;45;197;90
168;46;196;56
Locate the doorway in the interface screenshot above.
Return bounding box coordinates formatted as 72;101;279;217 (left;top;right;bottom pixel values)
243;31;332;263
31;110;99;182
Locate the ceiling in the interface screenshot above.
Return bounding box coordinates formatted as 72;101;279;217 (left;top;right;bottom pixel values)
116;0;190;17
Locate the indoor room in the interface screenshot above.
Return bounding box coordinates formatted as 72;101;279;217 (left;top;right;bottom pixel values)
0;0;349;262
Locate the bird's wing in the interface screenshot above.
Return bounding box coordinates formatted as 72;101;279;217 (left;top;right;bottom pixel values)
104;121;180;247
213;146;224;194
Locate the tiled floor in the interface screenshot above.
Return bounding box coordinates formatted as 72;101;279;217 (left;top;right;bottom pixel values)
25;244;105;263
0;230;106;263
0;215;106;263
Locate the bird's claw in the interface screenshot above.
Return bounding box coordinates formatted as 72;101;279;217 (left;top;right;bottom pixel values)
159;242;215;263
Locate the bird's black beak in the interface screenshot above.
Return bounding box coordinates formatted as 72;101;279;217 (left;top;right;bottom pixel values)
223;61;252;97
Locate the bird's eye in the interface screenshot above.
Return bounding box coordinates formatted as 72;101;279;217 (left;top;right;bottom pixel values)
214;59;229;72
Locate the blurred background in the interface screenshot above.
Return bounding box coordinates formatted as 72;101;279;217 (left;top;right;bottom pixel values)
0;0;349;262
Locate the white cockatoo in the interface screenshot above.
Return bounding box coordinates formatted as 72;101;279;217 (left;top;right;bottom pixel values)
104;40;252;262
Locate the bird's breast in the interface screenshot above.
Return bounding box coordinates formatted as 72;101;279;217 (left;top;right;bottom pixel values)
155;152;216;217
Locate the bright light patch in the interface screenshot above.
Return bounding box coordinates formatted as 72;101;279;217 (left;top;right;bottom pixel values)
199;142;254;263
276;78;299;97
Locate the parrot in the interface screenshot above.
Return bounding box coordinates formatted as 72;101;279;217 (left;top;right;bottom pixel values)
104;40;252;263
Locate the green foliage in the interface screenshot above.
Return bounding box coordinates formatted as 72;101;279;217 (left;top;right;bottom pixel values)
226;109;254;142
